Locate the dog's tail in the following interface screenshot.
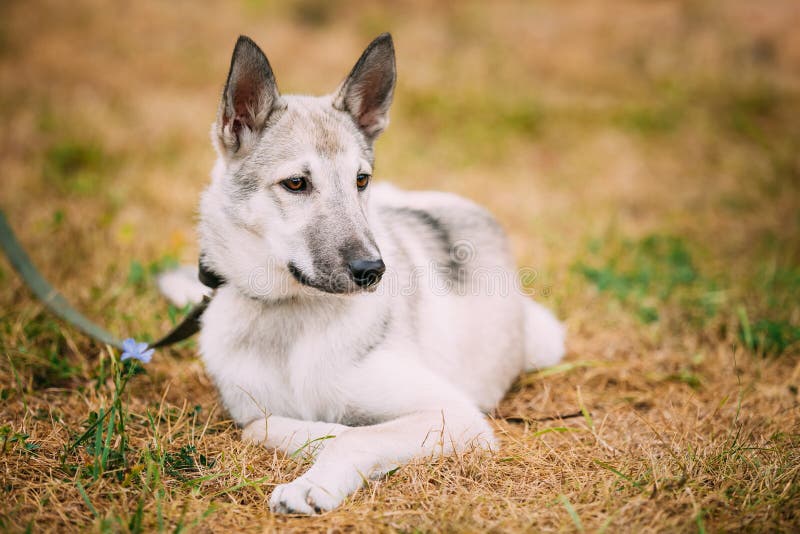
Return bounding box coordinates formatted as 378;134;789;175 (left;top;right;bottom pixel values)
157;266;211;307
523;300;566;371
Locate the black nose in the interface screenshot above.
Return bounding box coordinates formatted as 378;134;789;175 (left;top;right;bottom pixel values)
348;258;386;288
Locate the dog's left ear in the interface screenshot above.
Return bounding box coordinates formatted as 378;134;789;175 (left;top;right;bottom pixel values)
216;36;283;157
333;33;396;142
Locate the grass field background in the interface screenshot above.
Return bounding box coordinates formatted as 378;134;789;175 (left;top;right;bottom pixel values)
1;0;799;531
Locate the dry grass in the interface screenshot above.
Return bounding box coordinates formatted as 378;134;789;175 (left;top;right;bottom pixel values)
1;0;799;531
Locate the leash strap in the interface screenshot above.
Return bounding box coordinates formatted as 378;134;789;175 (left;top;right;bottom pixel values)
150;296;210;348
0;209;209;351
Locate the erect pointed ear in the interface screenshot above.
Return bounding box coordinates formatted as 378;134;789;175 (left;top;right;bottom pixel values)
216;36;282;156
332;33;396;142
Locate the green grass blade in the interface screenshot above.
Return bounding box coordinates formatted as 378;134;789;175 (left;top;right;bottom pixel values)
559;494;584;533
100;404;117;472
92;407;105;479
75;479;98;518
209;476;271;499
290;435;336;459
69;409;112;452
593;459;642;489
577;387;594;431
737;305;754;351
696;508;707;534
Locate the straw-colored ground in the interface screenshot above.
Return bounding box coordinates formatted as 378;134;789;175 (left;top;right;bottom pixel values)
1;1;799;532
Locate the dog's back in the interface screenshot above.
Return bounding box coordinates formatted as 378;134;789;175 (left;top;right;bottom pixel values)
368;184;530;406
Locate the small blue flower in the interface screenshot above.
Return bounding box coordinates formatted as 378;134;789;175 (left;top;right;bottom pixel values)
120;338;154;363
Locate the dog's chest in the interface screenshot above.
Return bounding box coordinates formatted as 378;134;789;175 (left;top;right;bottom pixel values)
199;290;374;424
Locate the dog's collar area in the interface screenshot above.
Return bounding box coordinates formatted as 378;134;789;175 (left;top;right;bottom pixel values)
198;255;226;289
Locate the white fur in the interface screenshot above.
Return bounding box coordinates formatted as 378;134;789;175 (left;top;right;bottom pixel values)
156;266;211;307
524;300;567;370
168;182;566;513
162;34;566;515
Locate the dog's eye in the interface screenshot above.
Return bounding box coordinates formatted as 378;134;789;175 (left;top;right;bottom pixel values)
356;173;371;191
281;176;308;192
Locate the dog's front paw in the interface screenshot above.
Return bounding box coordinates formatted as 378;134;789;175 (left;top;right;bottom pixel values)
241;419;267;445
269;477;344;515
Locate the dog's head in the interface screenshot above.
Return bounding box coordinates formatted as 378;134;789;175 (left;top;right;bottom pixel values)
199;34;396;298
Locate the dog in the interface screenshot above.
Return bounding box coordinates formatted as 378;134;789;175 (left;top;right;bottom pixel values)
158;33;566;515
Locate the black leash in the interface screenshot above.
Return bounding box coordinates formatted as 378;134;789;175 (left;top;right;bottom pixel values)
0;209;214;351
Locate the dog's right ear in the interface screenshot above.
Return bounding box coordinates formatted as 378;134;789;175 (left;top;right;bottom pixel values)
215;36;282;157
333;33;396;142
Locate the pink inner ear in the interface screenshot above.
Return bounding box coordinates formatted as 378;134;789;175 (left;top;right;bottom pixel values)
231;118;244;136
227;75;260;128
359;109;380;131
355;70;387;120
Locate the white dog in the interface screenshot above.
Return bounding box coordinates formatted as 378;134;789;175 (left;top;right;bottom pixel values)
159;33;565;514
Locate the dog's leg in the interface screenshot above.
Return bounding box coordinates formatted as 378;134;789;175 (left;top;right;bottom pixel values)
242;416;348;458
268;363;494;515
269;408;492;514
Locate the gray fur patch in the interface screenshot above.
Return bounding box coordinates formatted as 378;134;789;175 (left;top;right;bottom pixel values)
382;223;419;335
385;207;466;283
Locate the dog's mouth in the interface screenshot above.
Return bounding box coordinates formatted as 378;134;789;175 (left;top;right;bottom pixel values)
287;263;382;295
